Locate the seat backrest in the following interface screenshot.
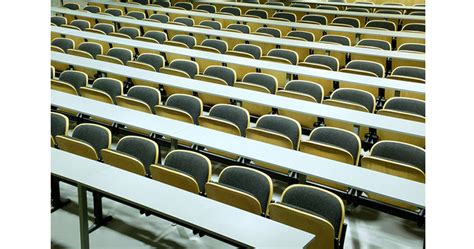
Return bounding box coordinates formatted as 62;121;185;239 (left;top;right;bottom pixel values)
226;24;251;34
127;11;146;20
51;38;74;53
84;6;101;13
331;17;360;28
51;16;67;26
51;112;69;138
127;85;161;111
242;73;278;94
233;44;262;59
196;4;216;13
301;14;327;25
243;0;260;3
267;49;299;65
345;60;385;78
104;8;123;16
304;55;339;71
320;35;351;46
149;14;169;23
265;2;284;6
169;60;199;78
171;35;196;49
383;97;425;117
93;23;115;34
209;104;250;136
92;78;123;102
365;20;396;31
165;94;203;124
204;66;236;86
369;141;425;172
118;27;140;39
154;0;170;7
245;9;268;19
70;19;90;31
287;31;315;42
331;88;375;113
290;3;311;8
272;12;297;22
316;5;339;10
174;2;192;10
220;7;241;16
257;115;301;150
136;53;165;72
133;0;150;5
72;123;111;158
398;43;425;53
58;70;88;92
357;39;391;51
309;127;360;164
173;17;194;27
402;23;425;32
284;80;324;103
201;39;228;54
63;3;80;10
115;136;159;175
392;66;425;80
78;42;103;58
199;20;222;30
106;47;133;64
144;31;168;44
376;9;402;15
409;11;425;16
256;27;281;38
346;7;370;13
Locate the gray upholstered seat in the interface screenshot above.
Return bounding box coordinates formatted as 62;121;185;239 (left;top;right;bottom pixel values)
127;11;146;20
305;55;339;71
51;38;74;53
392;66;425;80
290;3;311;8
199;20;222;30
346;7;370;12
93;23;115;34
104;8;122;17
384;97;425;117
243;0;260;4
127;86;161;113
287;31;314;42
115;136;159;175
265;2;284;6
357;39;391;50
204;66;236;86
402;23;425;32
144;31;167;44
71;124;111;159
133;0;149;5
218;166;272;213
256;115;301;150
163;150;211;193
58;70;87;92
168;60;198;78
51;112;68;139
220;7;241;16
63;3;79;10
106;48;133;64
376;9;402;15
149;14;169;23
267;49;298;65
409;11;425;16
209;105;250;136
70;20;90;31
320;35;351;46
331;88;375;113
227;24;250;34
77;42;102;58
242;73;278;94
365;20;397;31
301;14;327;25
196;4;216;13
370;141;425;172
173;17;194;27
174;2;192;10
201;39;228;54
355;1;374;4
332;17;360;28
399;43;425;53
166;94;203;124
118;27;140;39
154;0;171;8
256;27;281;38
246;9;268;19
51;16;67;26
345;60;384;78
285;80;324;103
136;53;165;71
92;78;123;103
234;44;261;59
272;12;297;22
171;35;196;49
316;5;339;10
309;127;360;164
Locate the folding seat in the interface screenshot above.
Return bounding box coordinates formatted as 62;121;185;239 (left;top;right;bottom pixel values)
245;9;268;19
172;17;195;27
83;5;101;13
243;0;260;3
199;104;250;159
196;4;217;13
97;47;133;65
290;3;311;8
166;35;196;49
132;0;150;5
398;43;425;53
409;11;425;16
285;31;315;42
111;27;141;39
276;80;324;129
196;66;236;106
386;66;425;100
68;42;103;60
51;79;78;96
265;2;285;6
261;48;299;88
230;43;262;59
317;35;351;67
268;184;346;249
126;11;146;20
155;94;203;126
402;23;425;32
346;7;370;13
361;141;425;209
331;17;360;28
127;53;165;86
353;39;391;67
148;14;169;23
393;42;425;69
197;39;228;54
316;5;339;10
80;77;123;104
235;73;278;117
116;85;161;114
51;16;67;26
139;31;167;46
56;123;112;161
254;27;281;38
206;166;273;215
198;20;222;30
339;60;385;97
174;2;192;10
391;66;425;81
375;9;402;15
104;8;123;17
88;23;115;35
226;44;261;80
54;70;88;93
298;54;339;96
220;6;241;16
51;112;69;147
271;12;297;22
246;115;301;173
63;3;80;10
70;20;91;31
101;136;158;176
377;97;425;122
300;14;328;25
151;150;212;194
160;60;199;96
51;38;74;54
414;4;425;7
225;24;251;34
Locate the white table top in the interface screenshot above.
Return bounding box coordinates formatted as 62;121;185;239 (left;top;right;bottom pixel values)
51;26;425;94
51;51;425;138
88;0;426;40
268;0;425;11
51;7;425;62
51;148;315;247
51;91;425;208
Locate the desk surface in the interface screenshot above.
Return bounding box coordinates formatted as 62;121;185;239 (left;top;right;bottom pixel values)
51;8;425;61
51;91;425;208
51;27;425;94
51;148;315;248
268;0;426;11
88;0;426;40
51;51;425;138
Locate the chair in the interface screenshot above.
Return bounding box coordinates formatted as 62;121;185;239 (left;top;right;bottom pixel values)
286;31;315;42
353;39;391;67
398;43;425;53
298;55;339;96
361;141;425;210
115;27;141;39
391;66;425;81
126;11;146;20
104;8;123;17
155;94;203;125
375;9;402;15
290;3;311;8
69;42;103;59
159;60;198;95
255;27;281;38
236;73;278;117
220;7;241;16
173;17;195;27
133;0;150;4
148;14;169;23
129;53;165;72
196;66;236;106
80;78;123;104
51;38;74;53
245;9;268;19
318;35;351;66
199;20;222;30
346;7;370;13
325;88;376;113
174;2;192;10
154;0;171;7
56;123;112;161
272;12;297;22
196;4;216;13
116;85;161;114
339;60;385;97
316;5;339;10
331;17;360;28
56;70;88;93
206;166;273;215
378;97;425;122
402;23;425;32
151;150;212;194
91;23;115;35
70;20;90;31
261;48;298;88
243;0;260;3
199;39;228;54
265;2;284;6
225;24;251;34
386;66;425;100
268;184;346;249
365;20;397;31
232;44;262;59
63;3;80;10
51;16;67;26
277;80;324;128
226;44;262;80
102;136;159;176
301;14;328;25
265;49;299;65
168;35;197;49
51;112;69;147
97;47;133;65
84;5;101;13
409;11;425;16
143;31;168;44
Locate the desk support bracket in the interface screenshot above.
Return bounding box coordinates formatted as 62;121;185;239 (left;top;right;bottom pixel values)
88;191;113;233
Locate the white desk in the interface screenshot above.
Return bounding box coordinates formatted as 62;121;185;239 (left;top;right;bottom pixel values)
51;52;425;138
51;148;315;248
51;90;425;208
51;8;425;63
51;26;425;95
